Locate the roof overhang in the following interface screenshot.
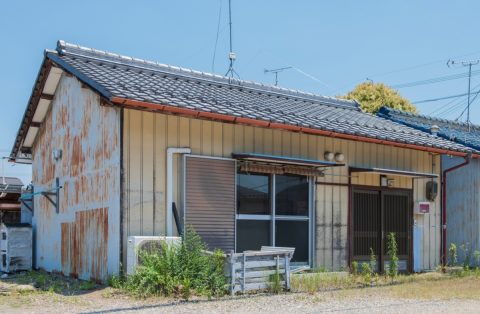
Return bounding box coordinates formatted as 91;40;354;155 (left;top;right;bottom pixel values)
349;166;438;178
111;97;477;159
9;57;64;163
232;152;344;168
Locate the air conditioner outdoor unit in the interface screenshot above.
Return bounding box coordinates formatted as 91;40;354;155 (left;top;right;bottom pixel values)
126;236;181;275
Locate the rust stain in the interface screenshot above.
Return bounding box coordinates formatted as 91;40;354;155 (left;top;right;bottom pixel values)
60;208;108;281
71;136;85;177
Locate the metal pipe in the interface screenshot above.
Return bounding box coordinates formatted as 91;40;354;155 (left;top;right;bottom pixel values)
441;152;472;265
166;147;191;236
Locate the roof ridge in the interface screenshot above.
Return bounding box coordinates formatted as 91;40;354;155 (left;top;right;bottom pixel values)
380;106;480;130
56;40;359;110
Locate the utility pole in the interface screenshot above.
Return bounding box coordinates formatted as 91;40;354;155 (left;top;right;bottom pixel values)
447;59;480;130
264;67;292;86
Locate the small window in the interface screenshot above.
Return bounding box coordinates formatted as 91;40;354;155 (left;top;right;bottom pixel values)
1;232;6;240
275;220;309;262
237;173;271;215
275;174;309;216
236;220;271;252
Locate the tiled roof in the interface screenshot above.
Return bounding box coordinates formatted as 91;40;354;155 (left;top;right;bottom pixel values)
0;177;23;186
11;41;477;160
378;107;480;151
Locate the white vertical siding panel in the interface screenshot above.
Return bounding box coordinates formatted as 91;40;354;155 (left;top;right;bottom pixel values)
128;110;142;236
122;111;442;272
154;114;167;236
142;112;154;235
212;121;223;157
222;123;234;158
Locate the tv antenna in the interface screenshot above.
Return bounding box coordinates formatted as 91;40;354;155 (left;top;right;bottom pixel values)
447;58;480;130
264;67;292;86
225;0;239;79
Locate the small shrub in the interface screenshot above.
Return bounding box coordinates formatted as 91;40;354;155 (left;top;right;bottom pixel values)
113;227;227;299
361;263;372;286
78;280;96;291
387;232;399;281
181;278;191;300
460;243;472;269
351;261;359;276
369;248;377;273
449;243;458;266
474;250;480;268
268;269;282;294
107;274;125;289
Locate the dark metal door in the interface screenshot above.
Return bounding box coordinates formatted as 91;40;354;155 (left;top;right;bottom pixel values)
352;188;412;273
382;190;412;273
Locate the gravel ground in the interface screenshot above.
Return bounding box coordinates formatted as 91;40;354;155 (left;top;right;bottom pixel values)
83;292;480;314
2;272;480;314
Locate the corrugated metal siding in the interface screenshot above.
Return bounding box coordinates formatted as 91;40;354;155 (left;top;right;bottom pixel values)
32;75;121;281
444;156;480;264
184;156;235;251
123;109;441;271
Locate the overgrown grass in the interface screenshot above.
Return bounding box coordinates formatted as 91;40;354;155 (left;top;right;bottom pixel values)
109;227;227;299
0;270;98;296
291;267;480;295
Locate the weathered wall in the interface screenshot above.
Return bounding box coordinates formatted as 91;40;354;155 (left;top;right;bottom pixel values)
123;109;441;271
32;75;121;281
444;156;480;264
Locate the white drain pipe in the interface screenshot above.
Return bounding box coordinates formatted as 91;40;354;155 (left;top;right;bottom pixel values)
166;147;191;236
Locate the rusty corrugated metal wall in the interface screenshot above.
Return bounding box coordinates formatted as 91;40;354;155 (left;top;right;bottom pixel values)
444;156;480;264
32;75;121;281
122;109;441;271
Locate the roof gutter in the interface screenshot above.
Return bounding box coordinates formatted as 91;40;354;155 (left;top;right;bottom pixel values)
111;97;476;158
441;152;472;266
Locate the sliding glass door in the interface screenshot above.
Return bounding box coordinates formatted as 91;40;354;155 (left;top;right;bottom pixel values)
236;172;312;264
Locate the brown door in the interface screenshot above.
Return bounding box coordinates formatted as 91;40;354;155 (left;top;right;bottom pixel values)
352;188;412;272
184;156;236;252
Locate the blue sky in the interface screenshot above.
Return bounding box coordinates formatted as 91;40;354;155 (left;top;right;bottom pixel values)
1;1;480;184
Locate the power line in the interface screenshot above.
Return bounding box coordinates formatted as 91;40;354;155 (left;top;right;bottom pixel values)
428;81;480;116
455;86;480;121
447;59;480;129
365;49;480;80
211;0;223;73
412;91;478;104
390;69;480;89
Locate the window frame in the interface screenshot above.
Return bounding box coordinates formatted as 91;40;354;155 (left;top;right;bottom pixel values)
235;171;313;266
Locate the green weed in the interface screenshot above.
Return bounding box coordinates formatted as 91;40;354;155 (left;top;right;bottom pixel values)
111;227;227;299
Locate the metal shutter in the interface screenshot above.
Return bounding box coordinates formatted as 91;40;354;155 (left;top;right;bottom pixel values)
184;156;236;252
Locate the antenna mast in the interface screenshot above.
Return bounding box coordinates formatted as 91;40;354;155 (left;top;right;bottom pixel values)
225;0;239;79
264;67;292;86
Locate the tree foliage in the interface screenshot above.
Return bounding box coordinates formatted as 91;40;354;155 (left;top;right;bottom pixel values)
341;82;417;114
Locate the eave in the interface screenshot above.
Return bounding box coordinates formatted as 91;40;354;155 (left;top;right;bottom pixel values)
111;96;477;159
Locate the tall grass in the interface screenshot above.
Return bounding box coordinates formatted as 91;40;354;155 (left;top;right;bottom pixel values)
110;227;227;299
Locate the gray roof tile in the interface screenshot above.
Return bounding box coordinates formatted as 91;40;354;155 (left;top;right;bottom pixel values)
378;106;480;151
13;41;477;160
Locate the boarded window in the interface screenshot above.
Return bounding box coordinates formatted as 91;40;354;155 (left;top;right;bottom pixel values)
184;156;236;252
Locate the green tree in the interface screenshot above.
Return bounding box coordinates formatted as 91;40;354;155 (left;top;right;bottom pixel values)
341;82;417;114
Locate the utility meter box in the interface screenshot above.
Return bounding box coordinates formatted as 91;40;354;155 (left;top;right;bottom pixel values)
414;202;430;214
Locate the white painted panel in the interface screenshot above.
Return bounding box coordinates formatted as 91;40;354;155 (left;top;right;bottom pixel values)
32;99;51;123
23;127;39;147
42;67;63;94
